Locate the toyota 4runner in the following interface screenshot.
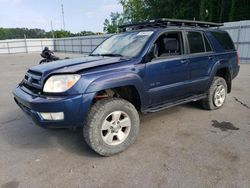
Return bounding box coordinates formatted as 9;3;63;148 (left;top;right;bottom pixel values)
13;19;240;156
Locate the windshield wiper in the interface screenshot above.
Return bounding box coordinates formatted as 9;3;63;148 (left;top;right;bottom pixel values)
90;53;130;60
89;53;101;56
99;53;123;57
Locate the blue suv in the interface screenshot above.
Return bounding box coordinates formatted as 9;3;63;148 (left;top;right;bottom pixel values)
13;19;240;156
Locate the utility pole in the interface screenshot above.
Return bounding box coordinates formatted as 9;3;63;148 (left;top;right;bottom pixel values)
61;0;65;30
50;20;55;38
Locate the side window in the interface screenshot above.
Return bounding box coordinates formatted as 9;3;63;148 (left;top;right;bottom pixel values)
203;34;212;52
211;31;235;50
187;32;205;54
152;31;183;59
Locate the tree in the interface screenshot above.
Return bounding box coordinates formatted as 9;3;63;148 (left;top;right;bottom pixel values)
103;12;124;33
104;0;250;33
119;0;146;22
229;0;236;21
53;30;71;38
0;28;97;40
199;0;207;20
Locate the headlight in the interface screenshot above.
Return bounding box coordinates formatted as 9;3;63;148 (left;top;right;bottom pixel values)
43;74;80;93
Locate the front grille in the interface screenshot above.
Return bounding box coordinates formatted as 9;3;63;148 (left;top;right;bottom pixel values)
21;69;43;94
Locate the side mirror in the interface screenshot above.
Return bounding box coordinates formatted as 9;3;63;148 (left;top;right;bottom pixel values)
145;45;157;62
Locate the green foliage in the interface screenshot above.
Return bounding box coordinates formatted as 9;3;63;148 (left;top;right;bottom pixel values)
53;30;71;38
76;31;95;36
0;28;96;40
199;0;207;21
229;0;236;21
104;12;124;33
121;0;146;22
0;28;47;40
103;0;250;33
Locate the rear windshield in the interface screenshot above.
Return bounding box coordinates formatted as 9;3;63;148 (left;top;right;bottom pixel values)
211;31;235;51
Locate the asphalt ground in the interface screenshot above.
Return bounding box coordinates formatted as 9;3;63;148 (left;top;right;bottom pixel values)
0;53;249;188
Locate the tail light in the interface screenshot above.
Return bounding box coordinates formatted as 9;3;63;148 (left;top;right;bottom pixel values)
236;51;240;65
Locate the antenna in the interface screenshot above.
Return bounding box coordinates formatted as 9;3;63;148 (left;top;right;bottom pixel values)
61;0;65;30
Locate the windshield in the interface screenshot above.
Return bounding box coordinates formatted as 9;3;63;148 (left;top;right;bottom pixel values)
91;31;154;58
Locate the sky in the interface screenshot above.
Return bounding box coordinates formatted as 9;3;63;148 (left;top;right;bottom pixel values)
0;0;123;32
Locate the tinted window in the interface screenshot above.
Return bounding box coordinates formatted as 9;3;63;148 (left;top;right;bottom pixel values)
204;35;212;52
187;32;205;53
211;31;235;50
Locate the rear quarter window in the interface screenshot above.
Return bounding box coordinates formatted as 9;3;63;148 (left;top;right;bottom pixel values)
211;31;235;51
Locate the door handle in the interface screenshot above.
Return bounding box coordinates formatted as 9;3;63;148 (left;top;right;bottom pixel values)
208;56;214;60
180;59;189;64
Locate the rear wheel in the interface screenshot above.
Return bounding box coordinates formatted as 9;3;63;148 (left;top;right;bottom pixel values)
201;76;227;110
83;98;140;156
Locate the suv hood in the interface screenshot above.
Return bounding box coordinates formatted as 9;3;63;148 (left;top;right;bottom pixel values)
30;56;125;76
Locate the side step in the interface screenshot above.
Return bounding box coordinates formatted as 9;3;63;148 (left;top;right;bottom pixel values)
142;94;206;113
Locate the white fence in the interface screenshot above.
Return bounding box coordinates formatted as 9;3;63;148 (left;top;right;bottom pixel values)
54;35;110;54
0;38;54;54
221;20;250;63
0;35;110;55
0;20;250;63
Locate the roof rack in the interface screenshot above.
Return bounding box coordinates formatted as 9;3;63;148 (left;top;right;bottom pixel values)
119;18;223;32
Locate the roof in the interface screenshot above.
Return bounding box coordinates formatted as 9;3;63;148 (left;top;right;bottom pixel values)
119;18;223;32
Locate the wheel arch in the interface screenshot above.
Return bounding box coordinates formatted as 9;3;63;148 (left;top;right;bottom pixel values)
94;86;142;111
85;73;148;110
210;60;232;93
214;67;232;93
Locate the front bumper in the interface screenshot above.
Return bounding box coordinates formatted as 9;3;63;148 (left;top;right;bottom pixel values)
13;86;95;129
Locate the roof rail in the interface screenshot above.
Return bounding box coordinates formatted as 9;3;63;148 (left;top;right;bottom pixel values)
119;18;223;32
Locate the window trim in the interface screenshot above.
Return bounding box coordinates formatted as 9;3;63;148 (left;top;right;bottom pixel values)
186;31;208;55
147;30;185;62
202;33;214;52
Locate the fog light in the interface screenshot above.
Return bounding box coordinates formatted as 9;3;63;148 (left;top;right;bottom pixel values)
40;112;64;121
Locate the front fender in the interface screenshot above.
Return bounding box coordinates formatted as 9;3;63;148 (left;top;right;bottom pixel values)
85;72;149;108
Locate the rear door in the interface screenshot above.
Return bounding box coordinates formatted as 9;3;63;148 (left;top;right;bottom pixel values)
185;31;215;94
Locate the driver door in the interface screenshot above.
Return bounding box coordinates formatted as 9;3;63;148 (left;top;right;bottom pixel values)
144;31;191;105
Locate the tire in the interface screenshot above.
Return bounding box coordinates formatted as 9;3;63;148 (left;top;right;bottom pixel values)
201;76;228;110
83;98;140;156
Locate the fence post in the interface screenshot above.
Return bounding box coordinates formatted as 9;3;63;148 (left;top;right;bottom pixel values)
7;41;10;54
41;40;43;51
64;39;66;53
24;36;28;53
236;24;242;50
79;36;82;54
90;37;93;54
53;39;55;52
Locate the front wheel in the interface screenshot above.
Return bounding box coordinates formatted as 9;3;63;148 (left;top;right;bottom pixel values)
201;76;228;110
83;98;140;156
